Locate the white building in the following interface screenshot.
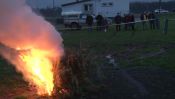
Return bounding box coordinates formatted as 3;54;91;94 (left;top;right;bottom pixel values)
62;0;129;17
27;0;75;9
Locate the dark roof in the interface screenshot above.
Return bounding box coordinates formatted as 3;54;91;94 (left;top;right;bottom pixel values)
62;0;91;7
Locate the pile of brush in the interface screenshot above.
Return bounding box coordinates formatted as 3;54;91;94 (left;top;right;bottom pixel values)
53;48;104;99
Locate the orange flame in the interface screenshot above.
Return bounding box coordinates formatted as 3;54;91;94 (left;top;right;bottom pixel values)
17;48;55;96
0;0;64;96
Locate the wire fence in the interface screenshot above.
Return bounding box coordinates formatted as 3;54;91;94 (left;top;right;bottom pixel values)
51;17;175;35
163;18;175;34
55;19;158;31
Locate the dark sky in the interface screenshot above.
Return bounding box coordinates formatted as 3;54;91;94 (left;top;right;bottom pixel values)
27;0;173;8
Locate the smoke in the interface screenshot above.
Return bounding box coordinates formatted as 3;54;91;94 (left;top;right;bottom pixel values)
0;0;63;53
0;0;63;62
0;0;64;95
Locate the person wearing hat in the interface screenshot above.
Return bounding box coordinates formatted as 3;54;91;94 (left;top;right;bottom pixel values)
115;13;122;32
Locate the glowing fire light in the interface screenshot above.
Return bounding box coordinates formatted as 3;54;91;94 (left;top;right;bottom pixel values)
17;48;55;96
0;0;64;96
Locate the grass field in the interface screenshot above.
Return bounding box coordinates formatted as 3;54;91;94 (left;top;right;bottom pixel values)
0;13;175;98
61;13;175;71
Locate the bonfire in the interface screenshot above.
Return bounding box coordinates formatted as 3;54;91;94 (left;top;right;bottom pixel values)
0;0;63;97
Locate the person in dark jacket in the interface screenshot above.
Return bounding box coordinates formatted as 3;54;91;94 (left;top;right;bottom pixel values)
124;14;127;30
130;14;135;31
124;14;130;31
96;14;104;31
86;14;94;32
115;13;122;32
140;12;147;30
148;12;155;29
102;18;108;32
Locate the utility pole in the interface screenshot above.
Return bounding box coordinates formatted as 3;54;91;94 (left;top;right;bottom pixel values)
158;0;162;13
53;0;55;9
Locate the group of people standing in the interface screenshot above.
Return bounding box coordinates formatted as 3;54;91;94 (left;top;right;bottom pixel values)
114;12;159;32
140;12;159;30
86;14;108;32
115;13;135;32
86;12;159;32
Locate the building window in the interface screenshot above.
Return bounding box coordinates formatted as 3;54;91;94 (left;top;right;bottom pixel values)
102;3;107;6
109;2;113;6
84;5;88;11
84;4;93;12
102;2;113;7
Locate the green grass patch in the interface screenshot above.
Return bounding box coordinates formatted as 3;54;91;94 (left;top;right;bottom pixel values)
60;13;175;71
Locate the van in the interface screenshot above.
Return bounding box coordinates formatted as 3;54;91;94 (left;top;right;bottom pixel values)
62;11;93;29
154;9;169;14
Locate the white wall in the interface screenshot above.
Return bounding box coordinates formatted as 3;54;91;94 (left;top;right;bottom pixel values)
94;0;129;17
27;0;75;8
62;1;92;13
62;0;129;17
115;0;129;14
27;0;171;9
62;4;83;12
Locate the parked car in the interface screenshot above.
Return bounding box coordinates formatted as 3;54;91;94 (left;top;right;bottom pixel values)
106;18;113;25
62;11;93;29
61;11;112;29
154;9;169;13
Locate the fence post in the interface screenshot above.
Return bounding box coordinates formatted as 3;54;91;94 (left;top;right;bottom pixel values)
163;19;168;34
